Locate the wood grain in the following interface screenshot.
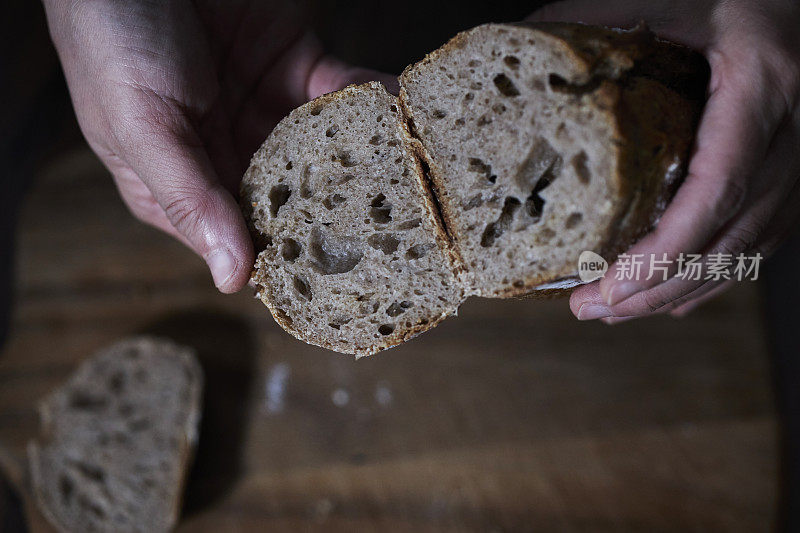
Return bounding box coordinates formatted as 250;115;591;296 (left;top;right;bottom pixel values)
0;147;779;531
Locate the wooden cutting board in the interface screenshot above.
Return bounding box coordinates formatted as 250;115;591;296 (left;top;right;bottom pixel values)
0;147;778;531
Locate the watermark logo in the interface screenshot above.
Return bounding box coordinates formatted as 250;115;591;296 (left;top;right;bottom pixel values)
576;251;763;282
578;250;608;282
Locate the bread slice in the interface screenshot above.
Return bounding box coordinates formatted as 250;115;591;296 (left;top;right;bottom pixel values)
28;337;203;532
241;23;708;355
241;82;464;357
399;22;708;296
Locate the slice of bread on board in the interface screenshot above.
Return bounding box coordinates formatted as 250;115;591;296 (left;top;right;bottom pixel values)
241;22;709;356
28;337;203;532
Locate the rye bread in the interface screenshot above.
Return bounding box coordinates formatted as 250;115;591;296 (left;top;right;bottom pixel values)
28;337;203;532
241;82;464;357
399;22;708;297
241;22;708;354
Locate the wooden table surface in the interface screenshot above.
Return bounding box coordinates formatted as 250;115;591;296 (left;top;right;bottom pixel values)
0;147;779;531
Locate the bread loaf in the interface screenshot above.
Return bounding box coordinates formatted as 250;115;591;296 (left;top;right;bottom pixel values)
241;22;709;356
28;337;203;532
241;83;464;356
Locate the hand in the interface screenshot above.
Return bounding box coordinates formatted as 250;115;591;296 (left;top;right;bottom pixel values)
529;0;800;322
43;0;396;293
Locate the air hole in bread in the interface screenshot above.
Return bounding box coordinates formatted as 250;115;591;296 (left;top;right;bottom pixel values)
369;135;382;145
397;218;422;230
72;460;106;483
69;391;108;411
386;301;414;317
565;212;583;229
481;197;521;247
326;125;339;137
516;137;563;190
281;238;302;261
463;194;483;211
378;324;394;335
468;157;495;185
335;151;357;167
128;418;151;432
477;115;492;127
432;109;447;119
108;372;125;394
572;151;591;184
308;226;363;274
493;74;520;96
492;103;507;114
406;243;433;260
253;233;273;254
323;194;346;210
292;275;312;301
59;474;74;503
548;73;602;95
503;56;520;69
285;161;293;170
299;209;313;223
367;233;400;254
309;104;323;115
274;308;292;325
268;185;291;217
369;194;392;223
464;93;474;102
328;317;352;330
335;173;355;186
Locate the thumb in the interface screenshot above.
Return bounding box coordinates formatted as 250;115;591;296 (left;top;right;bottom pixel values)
112;114;254;294
306;55;399;98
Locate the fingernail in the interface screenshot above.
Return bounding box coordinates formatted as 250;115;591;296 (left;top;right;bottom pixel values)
577;303;612;321
207;248;237;290
606;282;640;306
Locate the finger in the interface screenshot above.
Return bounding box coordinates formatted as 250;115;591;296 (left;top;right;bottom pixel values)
306;55;400;98
596;52;784;308
597;110;799;317
198;102;243;194
112;168;190;246
110;97;254;293
583;275;726;320
96;149;192;245
669;280;734;317
234;46;399;162
569;282;610;320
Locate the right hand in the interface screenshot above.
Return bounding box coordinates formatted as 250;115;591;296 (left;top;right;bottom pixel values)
530;0;800;321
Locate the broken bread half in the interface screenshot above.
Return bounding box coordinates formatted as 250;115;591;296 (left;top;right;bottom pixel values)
242;82;465;356
28;337;203;532
400;22;708;296
241;22;708;355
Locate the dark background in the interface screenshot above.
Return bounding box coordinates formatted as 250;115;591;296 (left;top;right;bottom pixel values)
2;0;799;531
